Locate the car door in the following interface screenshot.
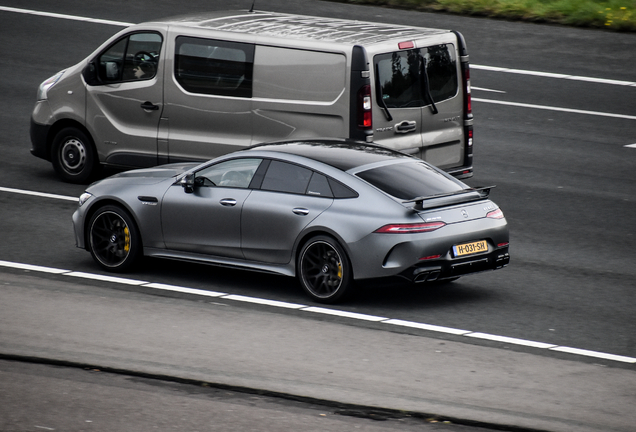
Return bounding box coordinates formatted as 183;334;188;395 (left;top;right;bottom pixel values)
86;31;165;168
241;160;334;264
160;158;263;259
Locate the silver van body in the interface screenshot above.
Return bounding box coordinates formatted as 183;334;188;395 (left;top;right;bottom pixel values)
31;10;473;183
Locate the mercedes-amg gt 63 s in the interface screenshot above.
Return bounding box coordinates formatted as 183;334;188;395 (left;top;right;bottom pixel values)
73;140;509;303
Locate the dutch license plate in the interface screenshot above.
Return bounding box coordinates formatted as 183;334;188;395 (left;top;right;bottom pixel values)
453;240;488;257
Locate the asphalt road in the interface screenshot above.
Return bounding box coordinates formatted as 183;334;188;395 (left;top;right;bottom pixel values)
1;0;635;372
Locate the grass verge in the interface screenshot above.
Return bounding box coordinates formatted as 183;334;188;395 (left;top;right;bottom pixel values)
331;0;636;31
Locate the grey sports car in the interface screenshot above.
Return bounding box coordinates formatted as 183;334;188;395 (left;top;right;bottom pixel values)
72;140;509;303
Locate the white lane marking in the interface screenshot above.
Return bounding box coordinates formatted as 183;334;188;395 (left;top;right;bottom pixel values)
625;144;636;148
303;307;388;322
383;319;471;335
466;332;557;349
223;294;306;309
0;186;78;202
2;6;636;89
0;6;132;26
2;259;635;364
473;97;636;120
472;64;636;87
473;87;506;93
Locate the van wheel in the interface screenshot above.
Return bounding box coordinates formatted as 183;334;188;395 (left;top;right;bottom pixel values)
52;127;97;183
298;235;353;303
88;205;141;272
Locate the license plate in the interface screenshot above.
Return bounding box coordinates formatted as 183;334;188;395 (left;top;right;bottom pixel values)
453;240;488;257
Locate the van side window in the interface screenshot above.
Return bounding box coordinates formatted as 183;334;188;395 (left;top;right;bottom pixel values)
374;44;457;108
253;47;346;102
175;37;254;98
97;32;162;83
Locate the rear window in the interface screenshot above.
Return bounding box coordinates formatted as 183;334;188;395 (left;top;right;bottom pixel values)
374;44;458;109
356;161;464;200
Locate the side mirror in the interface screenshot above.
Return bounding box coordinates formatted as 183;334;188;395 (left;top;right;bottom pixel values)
82;61;101;86
180;173;196;193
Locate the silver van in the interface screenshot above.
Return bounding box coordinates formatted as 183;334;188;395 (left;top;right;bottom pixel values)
30;10;474;183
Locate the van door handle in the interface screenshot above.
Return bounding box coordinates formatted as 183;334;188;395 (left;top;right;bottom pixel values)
220;198;237;207
140;101;159;111
395;120;417;134
292;208;309;216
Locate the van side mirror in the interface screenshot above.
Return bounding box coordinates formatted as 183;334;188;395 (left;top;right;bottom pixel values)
180;173;196;193
82;61;101;86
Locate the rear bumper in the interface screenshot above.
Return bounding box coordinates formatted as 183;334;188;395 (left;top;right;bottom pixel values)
401;246;509;283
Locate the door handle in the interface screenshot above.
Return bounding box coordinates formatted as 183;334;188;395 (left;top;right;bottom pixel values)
140;101;159;111
395;120;416;134
292;207;309;216
220;198;237;207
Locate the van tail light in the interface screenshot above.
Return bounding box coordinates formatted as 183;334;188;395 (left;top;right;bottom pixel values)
357;84;372;129
375;221;446;234
487;208;504;219
463;65;472;115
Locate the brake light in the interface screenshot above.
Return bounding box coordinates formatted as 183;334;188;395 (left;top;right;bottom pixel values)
487;209;504;219
463;65;472;115
375;222;446;234
398;41;415;50
357;84;372;129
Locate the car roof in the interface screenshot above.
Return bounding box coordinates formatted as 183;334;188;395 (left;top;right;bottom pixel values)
246;139;416;172
147;10;449;46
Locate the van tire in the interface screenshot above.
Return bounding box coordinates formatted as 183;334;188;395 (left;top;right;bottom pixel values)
52;127;97;183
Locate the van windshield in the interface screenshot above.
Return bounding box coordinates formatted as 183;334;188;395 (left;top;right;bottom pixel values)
374;44;458;109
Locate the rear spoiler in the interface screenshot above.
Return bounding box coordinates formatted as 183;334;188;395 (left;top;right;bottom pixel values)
404;186;495;211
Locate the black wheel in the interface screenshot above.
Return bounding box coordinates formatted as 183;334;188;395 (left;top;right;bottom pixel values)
298;235;353;303
51;127;97;183
88;205;141;271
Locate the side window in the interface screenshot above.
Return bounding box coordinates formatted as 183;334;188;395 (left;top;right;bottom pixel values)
98;32;162;83
195;158;262;188
374;44;457;108
175;36;254;98
306;173;333;198
253;47;346;102
261;161;312;194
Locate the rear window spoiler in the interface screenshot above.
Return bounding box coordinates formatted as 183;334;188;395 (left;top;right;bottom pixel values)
404;185;495;211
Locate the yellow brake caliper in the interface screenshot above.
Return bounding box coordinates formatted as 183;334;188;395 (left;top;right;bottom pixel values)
124;226;130;253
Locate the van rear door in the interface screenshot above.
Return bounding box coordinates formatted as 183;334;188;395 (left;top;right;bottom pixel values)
371;35;466;172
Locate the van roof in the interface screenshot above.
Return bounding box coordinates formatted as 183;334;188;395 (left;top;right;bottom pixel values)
150;10;449;45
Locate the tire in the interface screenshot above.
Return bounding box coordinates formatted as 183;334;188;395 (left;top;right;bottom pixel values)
51;127;97;183
298;235;353;303
87;205;141;272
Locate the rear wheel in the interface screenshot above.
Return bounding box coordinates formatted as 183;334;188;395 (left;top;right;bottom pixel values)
298;235;352;303
51;127;97;183
88;205;141;271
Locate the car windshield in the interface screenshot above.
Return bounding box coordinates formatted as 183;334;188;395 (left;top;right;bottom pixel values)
356;161;465;200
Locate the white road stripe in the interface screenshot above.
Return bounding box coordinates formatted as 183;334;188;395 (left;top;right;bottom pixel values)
625;144;636;148
3;259;634;364
472;64;636;87
0;6;132;26
0;186;78;202
473;97;636;120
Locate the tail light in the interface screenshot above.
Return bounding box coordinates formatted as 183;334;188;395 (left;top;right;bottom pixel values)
375;221;446;234
357;84;372;129
487;209;504;219
463;65;472;116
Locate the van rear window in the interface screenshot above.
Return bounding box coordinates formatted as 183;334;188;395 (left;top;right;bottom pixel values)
374;44;458;109
175;37;254;98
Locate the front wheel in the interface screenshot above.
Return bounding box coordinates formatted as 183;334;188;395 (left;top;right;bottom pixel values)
51;127;97;183
88;205;141;272
298;235;353;303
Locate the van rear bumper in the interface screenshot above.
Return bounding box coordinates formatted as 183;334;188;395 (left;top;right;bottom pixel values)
30;118;51;161
445;164;473;179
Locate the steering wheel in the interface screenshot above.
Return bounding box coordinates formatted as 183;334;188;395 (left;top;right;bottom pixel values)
133;51;154;64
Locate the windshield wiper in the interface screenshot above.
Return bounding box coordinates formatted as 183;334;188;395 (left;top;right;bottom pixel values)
420;57;438;115
374;63;393;121
404;186;495;211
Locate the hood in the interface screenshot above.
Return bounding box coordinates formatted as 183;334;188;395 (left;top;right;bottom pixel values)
109;163;199;181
